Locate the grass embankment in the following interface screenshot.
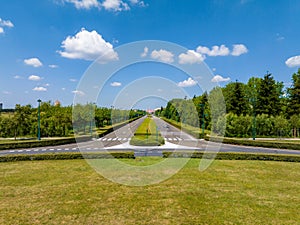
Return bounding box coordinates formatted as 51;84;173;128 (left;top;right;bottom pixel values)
130;117;165;146
0;158;299;224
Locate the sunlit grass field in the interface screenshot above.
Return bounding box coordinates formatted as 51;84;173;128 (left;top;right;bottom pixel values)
1;158;299;224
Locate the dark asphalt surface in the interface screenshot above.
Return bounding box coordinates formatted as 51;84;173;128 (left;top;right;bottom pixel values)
1;116;300;157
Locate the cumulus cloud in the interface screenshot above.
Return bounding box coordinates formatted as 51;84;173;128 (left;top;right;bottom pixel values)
151;49;174;63
72;90;85;96
178;50;205;64
129;0;146;7
111;81;122;87
0;18;14;33
141;47;148;57
24;58;43;67
197;45;230;56
28;75;42;81
33;87;47;92
211;75;230;83
102;0;130;11
63;0;100;9
58;28;119;62
177;78;197;87
196;44;248;57
285;55;300;68
231;44;248;56
69;78;77;82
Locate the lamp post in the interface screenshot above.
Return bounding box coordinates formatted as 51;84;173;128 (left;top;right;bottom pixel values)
37;99;42;141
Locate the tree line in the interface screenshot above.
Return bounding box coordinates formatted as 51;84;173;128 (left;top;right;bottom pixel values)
156;69;300;138
0;102;144;139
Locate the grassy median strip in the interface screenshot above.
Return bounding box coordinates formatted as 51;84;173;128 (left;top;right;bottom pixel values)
130;116;165;146
0;159;299;224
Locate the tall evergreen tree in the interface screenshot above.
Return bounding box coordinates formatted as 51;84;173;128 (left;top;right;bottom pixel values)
223;81;249;116
287;68;300;117
256;72;282;116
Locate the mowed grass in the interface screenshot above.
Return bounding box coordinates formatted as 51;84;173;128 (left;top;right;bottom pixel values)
0;159;300;224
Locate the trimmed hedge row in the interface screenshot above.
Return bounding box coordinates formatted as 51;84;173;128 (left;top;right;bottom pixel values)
0;117;142;151
0;136;91;151
0;152;135;162
205;136;300;150
162;151;300;162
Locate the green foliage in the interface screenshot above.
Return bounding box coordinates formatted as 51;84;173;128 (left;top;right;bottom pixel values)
204;136;300;150
0;152;135;162
287;68;300;117
163;151;300;162
130;117;165;146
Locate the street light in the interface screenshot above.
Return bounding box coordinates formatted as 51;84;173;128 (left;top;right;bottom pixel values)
37;99;42;141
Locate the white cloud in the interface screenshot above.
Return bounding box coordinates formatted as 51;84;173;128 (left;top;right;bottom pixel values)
33;87;47;92
111;81;122;87
129;0;146;7
151;49;174;63
72;90;85;96
0;18;14;34
211;75;230;83
177;78;197;87
28;75;42;81
102;0;130;11
24;58;43;67
69;78;77;82
63;0;100;9
58;28;119;62
285;55;300;68
44;83;50;87
49;64;58;68
3;91;12;95
197;45;230;56
0;18;14;28
231;44;248;56
178;50;205;64
141;47;148;57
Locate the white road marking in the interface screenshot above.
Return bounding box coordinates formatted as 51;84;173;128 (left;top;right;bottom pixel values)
102;138;107;141
18;150;23;152
9;150;15;153
42;149;47;151
33;149;39;152
107;138;112;141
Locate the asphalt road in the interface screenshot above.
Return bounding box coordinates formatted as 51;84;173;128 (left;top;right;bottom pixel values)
1;116;300;157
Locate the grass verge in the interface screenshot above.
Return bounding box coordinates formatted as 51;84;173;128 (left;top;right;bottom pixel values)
0;159;299;224
130;116;165;146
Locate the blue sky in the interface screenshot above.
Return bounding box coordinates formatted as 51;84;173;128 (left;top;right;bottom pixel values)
1;0;300;109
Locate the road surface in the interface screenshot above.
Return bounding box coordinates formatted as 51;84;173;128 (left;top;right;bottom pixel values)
1;116;300;157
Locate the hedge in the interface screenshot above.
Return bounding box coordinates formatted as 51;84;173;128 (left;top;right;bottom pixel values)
162;151;300;162
161;117;205;139
0;152;135;162
0;117;142;151
205;136;300;150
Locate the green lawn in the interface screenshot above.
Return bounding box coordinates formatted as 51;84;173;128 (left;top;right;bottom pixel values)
0;158;299;224
130;117;164;146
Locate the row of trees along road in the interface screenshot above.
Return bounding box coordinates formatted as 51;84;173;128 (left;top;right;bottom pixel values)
156;69;300;138
0;102;144;139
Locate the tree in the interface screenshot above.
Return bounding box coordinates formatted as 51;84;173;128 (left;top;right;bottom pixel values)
223;81;249;116
256;72;282;116
287;68;300;117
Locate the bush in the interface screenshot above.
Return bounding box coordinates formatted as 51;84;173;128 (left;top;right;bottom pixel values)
162;151;300;162
205;136;300;150
0;152;135;162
